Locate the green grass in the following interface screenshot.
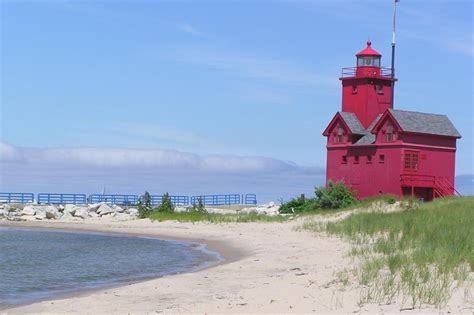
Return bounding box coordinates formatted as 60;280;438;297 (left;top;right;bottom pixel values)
303;197;474;308
147;211;289;223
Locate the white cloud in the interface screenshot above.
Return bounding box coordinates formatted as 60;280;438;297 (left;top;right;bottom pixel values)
0;142;295;173
0;142;22;161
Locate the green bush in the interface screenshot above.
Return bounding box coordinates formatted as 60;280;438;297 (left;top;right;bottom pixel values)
154;192;175;213
315;181;357;209
138;191;152;218
189;197;207;214
279;196;318;214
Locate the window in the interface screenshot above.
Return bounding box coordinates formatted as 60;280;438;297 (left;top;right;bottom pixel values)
377;84;384;94
342;155;347;164
404;152;419;171
367;155;372;163
336;127;343;143
357;57;381;67
354;156;360;164
379;154;385;163
352;84;358;94
386;125;393;142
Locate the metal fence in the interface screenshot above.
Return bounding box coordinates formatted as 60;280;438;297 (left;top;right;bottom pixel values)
244;194;257;205
0;192;258;206
0;192;34;204
191;194;241;206
140;195;190;206
88;194;139;205
38;193;87;205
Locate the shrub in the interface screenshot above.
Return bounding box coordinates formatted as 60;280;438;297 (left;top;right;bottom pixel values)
155;192;175;213
279;196;318;214
315;181;356;209
189;197;207;214
138;191;152;218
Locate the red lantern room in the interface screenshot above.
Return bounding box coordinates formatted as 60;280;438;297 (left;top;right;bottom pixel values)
323;41;461;201
340;40;396;129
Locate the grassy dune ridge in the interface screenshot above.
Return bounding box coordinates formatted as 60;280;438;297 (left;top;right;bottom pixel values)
304;197;474;308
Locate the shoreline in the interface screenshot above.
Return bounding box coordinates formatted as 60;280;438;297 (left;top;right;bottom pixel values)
0;220;249;312
1;219;471;314
0;221;238;311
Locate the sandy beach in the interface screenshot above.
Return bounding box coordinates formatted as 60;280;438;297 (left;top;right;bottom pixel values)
1;218;472;314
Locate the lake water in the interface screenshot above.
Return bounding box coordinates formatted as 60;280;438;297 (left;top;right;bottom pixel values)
0;227;221;306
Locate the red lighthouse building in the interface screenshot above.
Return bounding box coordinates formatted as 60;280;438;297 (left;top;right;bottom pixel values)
323;41;461;201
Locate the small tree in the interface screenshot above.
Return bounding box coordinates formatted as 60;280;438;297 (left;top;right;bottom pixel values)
315;181;356;209
190;197;207;214
156;192;175;213
138;191;152;218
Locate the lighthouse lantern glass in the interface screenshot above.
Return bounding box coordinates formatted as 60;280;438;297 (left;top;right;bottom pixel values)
357;56;380;67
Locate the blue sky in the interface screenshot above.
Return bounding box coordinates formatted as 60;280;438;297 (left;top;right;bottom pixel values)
1;0;473;201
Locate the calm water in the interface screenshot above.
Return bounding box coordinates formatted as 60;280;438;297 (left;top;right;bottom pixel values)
0;227;221;306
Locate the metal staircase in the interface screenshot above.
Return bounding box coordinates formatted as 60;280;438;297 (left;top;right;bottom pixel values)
400;174;461;199
434;177;461;198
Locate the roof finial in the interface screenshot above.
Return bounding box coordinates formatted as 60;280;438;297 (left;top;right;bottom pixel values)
367;39;372;47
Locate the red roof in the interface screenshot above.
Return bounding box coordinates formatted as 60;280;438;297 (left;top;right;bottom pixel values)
356;40;381;57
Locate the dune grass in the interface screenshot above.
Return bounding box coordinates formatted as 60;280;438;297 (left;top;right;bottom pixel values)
147;211;289;223
303;197;474;308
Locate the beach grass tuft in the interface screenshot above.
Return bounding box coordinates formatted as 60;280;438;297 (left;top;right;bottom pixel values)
147;211;289;223
303;196;474;308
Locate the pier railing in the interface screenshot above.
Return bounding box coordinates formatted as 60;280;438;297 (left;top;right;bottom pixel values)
38;193;87;205
0;192;258;206
0;192;34;204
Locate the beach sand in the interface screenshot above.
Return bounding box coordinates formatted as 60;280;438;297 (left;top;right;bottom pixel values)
1;218;472;314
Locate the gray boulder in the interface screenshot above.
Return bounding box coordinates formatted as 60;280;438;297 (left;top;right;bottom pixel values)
88;203;102;212
0;209;7;218
74;208;90;219
21;206;36;216
63;204;76;215
45;206;61;219
97;204;114;216
113;205;125;213
34;208;47;220
127;208;139;217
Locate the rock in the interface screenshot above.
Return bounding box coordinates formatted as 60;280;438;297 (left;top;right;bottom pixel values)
21;215;37;221
89;211;99;218
45;206;60;219
127;208;139;216
268;201;275;207
113;205;125;213
58;204;65;211
2;204;11;212
61;211;73;219
0;210;7;217
21;206;36;216
74;208;90;219
35;208;47;220
63;204;76;215
88;203;102;212
97;204;114;216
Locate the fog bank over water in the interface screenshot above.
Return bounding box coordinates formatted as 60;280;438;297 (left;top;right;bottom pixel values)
0;142;325;202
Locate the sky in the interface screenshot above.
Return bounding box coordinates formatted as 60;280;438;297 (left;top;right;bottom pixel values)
0;0;473;202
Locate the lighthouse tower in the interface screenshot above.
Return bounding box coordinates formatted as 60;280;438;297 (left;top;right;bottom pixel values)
323;41;461;201
340;40;395;128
